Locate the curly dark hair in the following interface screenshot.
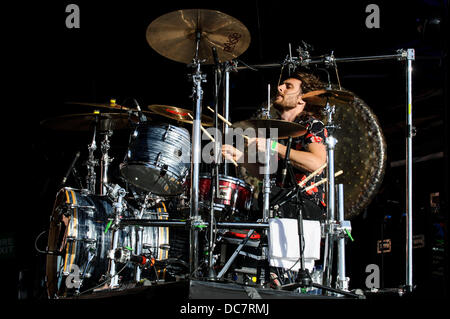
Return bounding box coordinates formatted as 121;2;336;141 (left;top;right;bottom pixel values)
289;71;325;94
289;71;326;121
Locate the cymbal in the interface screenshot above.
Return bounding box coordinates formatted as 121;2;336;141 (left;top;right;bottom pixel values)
65;100;152;115
40;112;137;131
66;100;131;111
232;119;306;139
302;89;354;107
146;9;251;64
148;104;214;127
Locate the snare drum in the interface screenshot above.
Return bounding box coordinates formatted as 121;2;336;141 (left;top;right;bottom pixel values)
199;174;253;215
46;188;169;298
120;123;191;196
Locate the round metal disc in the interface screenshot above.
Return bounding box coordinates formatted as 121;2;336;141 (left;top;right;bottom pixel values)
146;9;251;64
330;90;387;219
147;104;214;126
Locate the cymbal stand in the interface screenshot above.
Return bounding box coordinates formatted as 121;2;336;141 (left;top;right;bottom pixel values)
262;84;272;222
105;183;127;288
188;30;206;278
86;119;98;194
322;98;338;290
222;60;238;176
258;85;274;285
207;52;222;279
336;184;351;291
100;129;113;196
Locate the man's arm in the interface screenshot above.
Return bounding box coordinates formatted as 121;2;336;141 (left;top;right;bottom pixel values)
275;141;327;173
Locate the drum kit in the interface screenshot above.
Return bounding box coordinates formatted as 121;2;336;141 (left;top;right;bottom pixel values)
42;8;416;299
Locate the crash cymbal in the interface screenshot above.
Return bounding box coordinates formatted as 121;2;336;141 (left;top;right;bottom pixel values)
302;89;354;107
40;112;137;131
146;9;251;64
148;104;214;126
232;119;306;139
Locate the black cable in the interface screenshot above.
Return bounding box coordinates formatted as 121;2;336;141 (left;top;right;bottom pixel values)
34;230;48;254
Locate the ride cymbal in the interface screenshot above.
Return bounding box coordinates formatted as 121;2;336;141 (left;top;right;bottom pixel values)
146;9;251;64
302;89;354;107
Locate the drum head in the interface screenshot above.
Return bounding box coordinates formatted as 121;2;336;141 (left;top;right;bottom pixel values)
330;90;387;219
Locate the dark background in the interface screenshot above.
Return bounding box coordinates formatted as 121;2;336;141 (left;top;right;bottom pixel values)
2;0;448;301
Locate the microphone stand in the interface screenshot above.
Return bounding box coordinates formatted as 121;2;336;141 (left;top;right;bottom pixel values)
60;151;81;188
282;137;312;287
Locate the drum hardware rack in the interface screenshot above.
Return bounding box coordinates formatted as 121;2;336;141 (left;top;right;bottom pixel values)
234;47;416;292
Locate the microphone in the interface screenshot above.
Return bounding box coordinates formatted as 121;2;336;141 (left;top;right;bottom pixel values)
61;151;80;186
133;98;147;123
110;247;155;267
129;254;155;267
280;137;293;187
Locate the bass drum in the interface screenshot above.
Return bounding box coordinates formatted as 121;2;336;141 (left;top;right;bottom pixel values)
46;188;169;298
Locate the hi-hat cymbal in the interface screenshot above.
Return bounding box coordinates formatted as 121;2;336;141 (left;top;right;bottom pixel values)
40;112;137;131
148;104;214;126
302;89;355;107
232;119;306;139
146;9;251;64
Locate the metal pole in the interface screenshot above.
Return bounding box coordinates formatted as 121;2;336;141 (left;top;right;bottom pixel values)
189;30;204;278
100;130;112;196
190;62;203;278
119;219;269;229
235;53;406;70
134;226;143;282
323;103;337;289
223;65;230;176
337;184;349;291
405;48;415;291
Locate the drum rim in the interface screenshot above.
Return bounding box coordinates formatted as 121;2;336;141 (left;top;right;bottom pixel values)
199;173;253;191
120;162;187;195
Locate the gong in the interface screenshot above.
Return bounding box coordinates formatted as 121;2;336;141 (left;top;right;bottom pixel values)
329;90;387;219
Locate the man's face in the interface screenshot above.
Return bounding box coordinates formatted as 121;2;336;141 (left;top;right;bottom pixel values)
274;78;304;110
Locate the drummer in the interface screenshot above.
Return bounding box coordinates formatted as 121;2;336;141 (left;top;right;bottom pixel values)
221;71;327;220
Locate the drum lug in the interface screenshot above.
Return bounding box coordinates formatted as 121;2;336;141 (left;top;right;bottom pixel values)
163;125;172;141
154;152;162;165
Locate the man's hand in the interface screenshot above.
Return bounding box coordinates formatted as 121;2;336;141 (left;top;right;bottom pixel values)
247;137;272;153
221;144;243;163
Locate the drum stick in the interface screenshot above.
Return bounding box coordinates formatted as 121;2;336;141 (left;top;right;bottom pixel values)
298;162;328;187
188;113;238;167
207;106;232;126
303;170;343;192
207;106;249;141
188;113;215;142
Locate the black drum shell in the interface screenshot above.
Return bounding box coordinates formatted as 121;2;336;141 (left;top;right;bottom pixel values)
120;124;191;196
